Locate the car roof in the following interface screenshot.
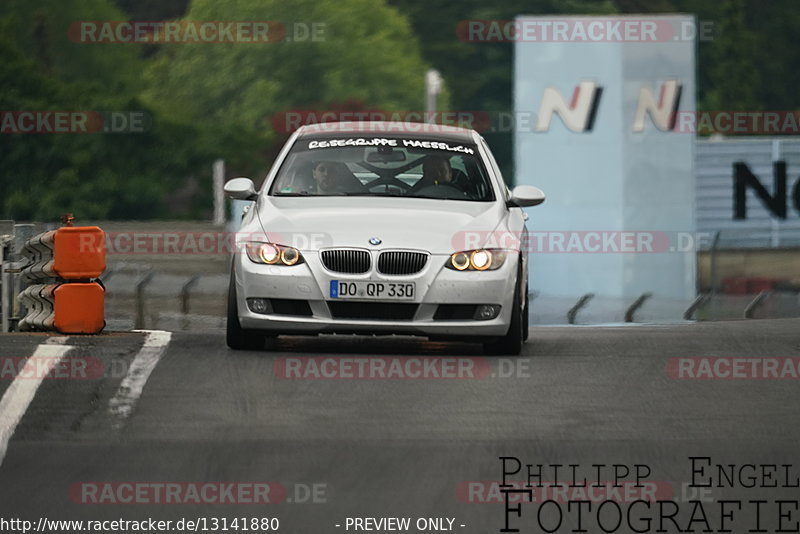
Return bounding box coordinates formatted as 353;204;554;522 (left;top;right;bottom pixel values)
295;121;477;144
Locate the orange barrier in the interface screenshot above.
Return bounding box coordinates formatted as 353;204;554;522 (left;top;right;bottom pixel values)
53;226;106;279
53;283;105;334
18;219;106;334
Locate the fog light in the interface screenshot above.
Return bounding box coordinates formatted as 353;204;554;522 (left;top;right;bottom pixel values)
474;304;501;320
247;298;271;314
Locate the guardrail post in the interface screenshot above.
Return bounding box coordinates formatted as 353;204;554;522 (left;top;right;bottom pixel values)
181;274;201;315
683;293;711;320
135;271;155;330
567;293;594;325
100;266;114;283
709;230;721;293
624;292;652;323
744;290;771;319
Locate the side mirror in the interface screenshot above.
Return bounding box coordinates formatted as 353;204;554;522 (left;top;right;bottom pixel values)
507;185;545;208
224;177;257;201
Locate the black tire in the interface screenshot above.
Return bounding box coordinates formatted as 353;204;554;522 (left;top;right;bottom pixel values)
226;269;267;351
483;269;524;356
523;282;530;342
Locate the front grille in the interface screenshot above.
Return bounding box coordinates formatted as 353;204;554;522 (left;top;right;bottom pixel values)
328;302;418;321
321;249;371;274
433;304;479;320
377;251;427;275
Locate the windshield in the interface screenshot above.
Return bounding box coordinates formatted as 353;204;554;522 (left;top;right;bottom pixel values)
269;136;495;201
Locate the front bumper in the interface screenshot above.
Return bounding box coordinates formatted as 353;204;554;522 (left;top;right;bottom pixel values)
233;250;519;338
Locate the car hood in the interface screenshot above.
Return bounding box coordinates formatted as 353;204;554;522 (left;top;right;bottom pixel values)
254;196;506;254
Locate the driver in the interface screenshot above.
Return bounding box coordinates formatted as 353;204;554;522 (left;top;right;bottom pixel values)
312;161;367;195
312;162;338;194
406;155;467;197
420;156;453;187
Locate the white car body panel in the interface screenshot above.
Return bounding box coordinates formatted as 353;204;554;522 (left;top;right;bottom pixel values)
229;122;534;341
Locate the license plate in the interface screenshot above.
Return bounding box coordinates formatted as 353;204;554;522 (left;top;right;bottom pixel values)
330;280;415;300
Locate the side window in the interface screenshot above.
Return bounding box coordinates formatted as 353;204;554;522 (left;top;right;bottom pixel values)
479;138;507;198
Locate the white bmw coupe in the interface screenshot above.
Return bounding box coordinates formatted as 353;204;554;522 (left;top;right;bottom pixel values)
224;122;544;354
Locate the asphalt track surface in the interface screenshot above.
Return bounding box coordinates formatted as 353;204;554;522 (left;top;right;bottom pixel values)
0;319;799;533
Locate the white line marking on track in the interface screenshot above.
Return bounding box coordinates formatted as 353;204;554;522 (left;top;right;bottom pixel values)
0;336;72;466
108;330;172;428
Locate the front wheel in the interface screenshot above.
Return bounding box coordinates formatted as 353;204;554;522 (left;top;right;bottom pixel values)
523;283;529;342
226;269;267;350
483;271;524;356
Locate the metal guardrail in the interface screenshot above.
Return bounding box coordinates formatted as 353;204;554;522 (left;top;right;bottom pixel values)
1;222;36;333
99;264;220;331
3;223;799;331
134;271;155;330
0;223;14;333
2;222;109;334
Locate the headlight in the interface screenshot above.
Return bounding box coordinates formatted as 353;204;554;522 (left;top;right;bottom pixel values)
245;242;304;266
280;246;300;265
471;250;492;270
446;249;506;271
451;252;470;271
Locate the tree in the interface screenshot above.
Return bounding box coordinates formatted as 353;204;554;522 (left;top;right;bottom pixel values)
742;0;800;113
626;0;799;113
114;0;189;22
142;0;434;180
387;0;616;182
698;0;760;110
0;0;144;93
0;5;210;220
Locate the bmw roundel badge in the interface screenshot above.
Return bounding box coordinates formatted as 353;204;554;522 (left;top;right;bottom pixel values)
369;237;382;246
